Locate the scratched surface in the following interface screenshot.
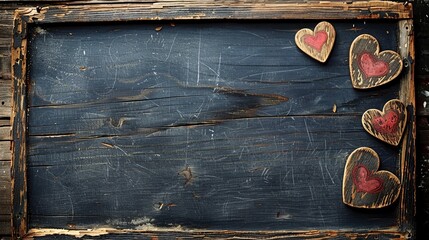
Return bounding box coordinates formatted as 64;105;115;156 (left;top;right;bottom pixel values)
27;21;400;230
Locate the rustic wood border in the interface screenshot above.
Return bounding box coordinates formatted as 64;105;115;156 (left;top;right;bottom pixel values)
11;2;415;239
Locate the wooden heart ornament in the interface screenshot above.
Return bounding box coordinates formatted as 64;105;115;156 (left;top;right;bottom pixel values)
362;99;407;146
342;147;400;209
295;21;335;63
349;34;403;89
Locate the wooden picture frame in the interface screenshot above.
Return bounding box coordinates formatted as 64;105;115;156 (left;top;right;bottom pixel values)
11;1;415;239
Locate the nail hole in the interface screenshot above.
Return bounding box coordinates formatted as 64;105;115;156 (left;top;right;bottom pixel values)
1;101;4;106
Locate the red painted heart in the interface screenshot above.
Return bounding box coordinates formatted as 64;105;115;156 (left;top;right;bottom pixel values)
303;31;328;52
349;34;403;89
352;165;383;194
358;52;389;78
295;21;335;63
371;110;399;135
362;99;407;146
342;147;401;209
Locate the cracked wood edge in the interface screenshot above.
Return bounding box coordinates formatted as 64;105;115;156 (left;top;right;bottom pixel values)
398;19;416;238
11;8;31;239
24;227;406;239
11;6;49;239
15;1;412;24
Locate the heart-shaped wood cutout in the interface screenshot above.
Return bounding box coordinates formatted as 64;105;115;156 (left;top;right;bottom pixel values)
349;34;403;89
342;147;401;209
362;99;407;146
295;21;335;63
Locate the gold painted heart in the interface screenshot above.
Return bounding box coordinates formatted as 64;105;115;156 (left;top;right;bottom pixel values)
362;99;407;146
349;34;403;89
342;147;401;209
295;21;335;63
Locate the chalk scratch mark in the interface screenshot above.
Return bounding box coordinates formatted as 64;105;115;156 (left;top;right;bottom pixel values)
164;33;178;62
240;30;265;39
239;68;308;80
319;160;327;186
309;186;315;201
304;119;313;144
135;163;156;175
318;206;326;227
216;52;222;86
197;30;202;85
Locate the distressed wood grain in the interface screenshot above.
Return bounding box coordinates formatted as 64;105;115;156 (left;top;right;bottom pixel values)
20;20;403;234
0;9;13;82
0;120;11;141
24;228;407;240
11;8;29;238
0;161;11;236
0;161;11;215
0;215;10;236
0;81;12;118
397;19;416;235
14;1;412;25
27;115;399;230
0;142;11;161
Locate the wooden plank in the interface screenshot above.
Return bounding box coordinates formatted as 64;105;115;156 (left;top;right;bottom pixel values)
24;21;398;141
26;21;398;108
24;228;406;239
398;19;416;235
0;142;11;161
0;161;11;235
0;120;11;141
0;215;10;236
0;81;11;118
27;115;399;230
17;1;412;24
0;54;11;80
0;9;13;82
0;9;13;54
0;161;11;216
0;38;11;52
11;12;28;239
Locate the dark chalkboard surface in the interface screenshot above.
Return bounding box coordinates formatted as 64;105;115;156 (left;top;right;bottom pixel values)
27;21;401;231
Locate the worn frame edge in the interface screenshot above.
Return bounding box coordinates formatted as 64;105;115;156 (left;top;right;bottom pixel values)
11;9;28;240
11;7;49;240
24;228;407;239
10;3;415;239
26;1;412;23
398;19;416;239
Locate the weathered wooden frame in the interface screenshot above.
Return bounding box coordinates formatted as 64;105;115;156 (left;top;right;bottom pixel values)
11;1;415;239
